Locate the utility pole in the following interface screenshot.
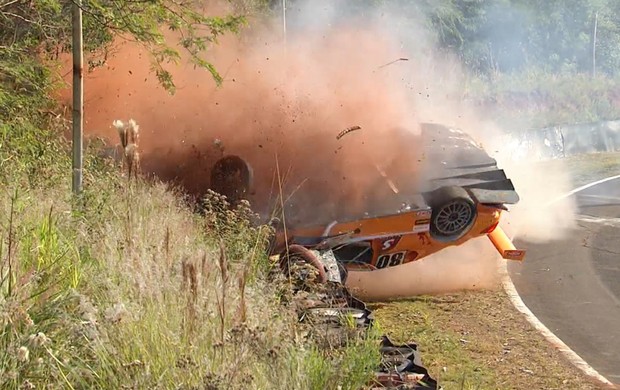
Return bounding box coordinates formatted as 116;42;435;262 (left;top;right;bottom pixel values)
72;0;84;194
282;0;287;44
593;11;598;78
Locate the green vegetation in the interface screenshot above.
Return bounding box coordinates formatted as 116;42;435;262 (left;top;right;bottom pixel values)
278;0;620;127
531;150;620;187
412;0;620;126
0;1;382;389
2;0;618;388
468;72;620;130
0;0;246;94
0;118;383;388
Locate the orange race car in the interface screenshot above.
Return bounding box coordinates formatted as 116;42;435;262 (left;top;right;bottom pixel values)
209;123;525;283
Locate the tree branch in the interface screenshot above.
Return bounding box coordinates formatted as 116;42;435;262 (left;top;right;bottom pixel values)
2;11;35;24
0;0;18;9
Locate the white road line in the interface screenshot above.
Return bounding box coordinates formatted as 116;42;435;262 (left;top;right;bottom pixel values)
505;174;620;387
547;174;620;205
577;215;620;226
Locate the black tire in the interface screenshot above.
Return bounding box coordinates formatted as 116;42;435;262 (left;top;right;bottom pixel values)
425;186;476;241
210;155;253;205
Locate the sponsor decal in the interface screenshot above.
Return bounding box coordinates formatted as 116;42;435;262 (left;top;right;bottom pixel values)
504;249;526;261
413;217;431;233
413;225;430;233
416;210;431;218
380;235;402;251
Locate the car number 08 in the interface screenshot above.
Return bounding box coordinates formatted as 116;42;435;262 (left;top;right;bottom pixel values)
376;251;406;269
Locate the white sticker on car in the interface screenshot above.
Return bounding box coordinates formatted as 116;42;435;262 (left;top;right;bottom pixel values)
413;224;430;233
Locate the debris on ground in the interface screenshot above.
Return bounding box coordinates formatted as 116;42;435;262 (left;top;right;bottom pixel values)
275;249;441;389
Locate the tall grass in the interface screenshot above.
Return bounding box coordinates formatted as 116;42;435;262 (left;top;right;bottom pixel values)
0;118;382;389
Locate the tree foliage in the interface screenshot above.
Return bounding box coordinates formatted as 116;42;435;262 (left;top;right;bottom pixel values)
0;0;246;122
3;0;620;132
0;0;249;188
419;0;620;77
271;0;620;77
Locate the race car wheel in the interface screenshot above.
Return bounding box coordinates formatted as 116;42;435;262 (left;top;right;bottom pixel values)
426;186;476;241
210;155;253;205
279;244;328;284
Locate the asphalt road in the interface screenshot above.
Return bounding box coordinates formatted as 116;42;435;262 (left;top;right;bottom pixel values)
509;178;620;384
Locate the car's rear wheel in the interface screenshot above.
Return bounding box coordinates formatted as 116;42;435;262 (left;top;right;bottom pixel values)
210;155;253;205
426;186;477;241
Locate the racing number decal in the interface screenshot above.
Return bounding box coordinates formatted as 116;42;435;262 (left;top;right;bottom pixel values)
376;251;406;269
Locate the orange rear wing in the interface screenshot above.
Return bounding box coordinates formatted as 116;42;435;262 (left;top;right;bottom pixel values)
487;226;526;261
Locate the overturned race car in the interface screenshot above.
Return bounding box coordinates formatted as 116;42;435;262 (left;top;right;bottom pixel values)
209;123;525;285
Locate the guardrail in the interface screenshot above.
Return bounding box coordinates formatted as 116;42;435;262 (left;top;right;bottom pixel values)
502;120;620;161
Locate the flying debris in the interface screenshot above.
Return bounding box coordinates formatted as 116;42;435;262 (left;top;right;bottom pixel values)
336;125;362;140
377;57;409;69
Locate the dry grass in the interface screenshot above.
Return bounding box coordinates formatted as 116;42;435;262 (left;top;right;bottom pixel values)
0;178;381;389
0;119;383;389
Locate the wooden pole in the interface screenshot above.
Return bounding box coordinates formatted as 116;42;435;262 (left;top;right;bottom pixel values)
282;0;286;44
593;11;598;78
72;0;84;194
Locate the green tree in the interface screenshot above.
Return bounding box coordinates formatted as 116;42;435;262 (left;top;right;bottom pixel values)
461;0;620;76
0;0;246;120
0;0;250;187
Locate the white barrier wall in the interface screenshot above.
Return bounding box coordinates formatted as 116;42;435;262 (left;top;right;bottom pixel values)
503;120;620;161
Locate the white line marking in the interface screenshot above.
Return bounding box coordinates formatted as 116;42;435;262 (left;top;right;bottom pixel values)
547;174;620;205
577;215;620;226
505;174;620;387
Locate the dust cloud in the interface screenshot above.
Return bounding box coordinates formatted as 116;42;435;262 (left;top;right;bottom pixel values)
59;5;425;227
344;51;578;300
58;0;577;299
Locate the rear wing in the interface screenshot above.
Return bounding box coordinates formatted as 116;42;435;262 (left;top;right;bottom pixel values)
487;226;526;261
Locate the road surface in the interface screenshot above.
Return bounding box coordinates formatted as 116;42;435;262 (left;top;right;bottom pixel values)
509;178;620;384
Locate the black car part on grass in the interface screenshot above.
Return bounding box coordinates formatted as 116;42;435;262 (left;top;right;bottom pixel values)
374;336;440;390
284;253;441;390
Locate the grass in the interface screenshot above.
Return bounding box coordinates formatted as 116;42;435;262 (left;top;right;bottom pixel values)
0;118;383;389
371;289;609;390
531;151;620;188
